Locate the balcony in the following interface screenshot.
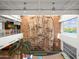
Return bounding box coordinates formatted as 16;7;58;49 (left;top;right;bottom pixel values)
0;30;23;49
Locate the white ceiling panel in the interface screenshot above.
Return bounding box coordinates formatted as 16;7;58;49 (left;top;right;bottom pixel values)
0;0;79;10
0;0;79;14
25;2;52;9
64;1;79;10
0;1;24;9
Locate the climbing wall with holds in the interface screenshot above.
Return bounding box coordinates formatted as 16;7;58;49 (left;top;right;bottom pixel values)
21;16;60;51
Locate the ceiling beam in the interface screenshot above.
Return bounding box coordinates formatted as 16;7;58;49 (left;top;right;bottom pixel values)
0;10;79;15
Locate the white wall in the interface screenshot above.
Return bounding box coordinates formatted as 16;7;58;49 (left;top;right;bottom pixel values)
60;34;79;48
0;33;23;49
60;15;79;48
60;15;79;59
60;15;79;22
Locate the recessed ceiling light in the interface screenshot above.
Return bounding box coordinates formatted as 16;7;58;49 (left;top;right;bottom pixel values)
52;2;55;4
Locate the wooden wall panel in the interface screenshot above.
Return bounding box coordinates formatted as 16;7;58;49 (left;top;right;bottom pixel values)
21;16;30;39
52;16;60;40
52;16;61;50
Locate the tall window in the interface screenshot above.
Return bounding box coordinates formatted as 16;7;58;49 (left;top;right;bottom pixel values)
63;17;78;33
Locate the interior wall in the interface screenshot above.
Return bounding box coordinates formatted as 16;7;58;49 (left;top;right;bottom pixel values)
21;16;30;38
21;16;60;38
52;16;61;50
53;16;60;40
21;16;60;50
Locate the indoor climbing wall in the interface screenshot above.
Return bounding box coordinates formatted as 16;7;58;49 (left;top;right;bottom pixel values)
21;16;60;51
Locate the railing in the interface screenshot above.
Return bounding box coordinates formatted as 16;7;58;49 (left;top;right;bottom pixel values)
0;29;20;38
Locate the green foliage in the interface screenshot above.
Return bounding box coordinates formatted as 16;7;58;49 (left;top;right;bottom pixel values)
64;28;76;33
33;51;47;56
0;50;2;53
5;21;15;29
8;39;31;56
8;38;47;56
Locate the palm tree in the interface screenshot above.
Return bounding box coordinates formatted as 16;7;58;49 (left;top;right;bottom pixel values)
8;38;31;59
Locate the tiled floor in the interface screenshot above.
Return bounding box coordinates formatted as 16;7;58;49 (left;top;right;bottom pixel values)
33;54;64;59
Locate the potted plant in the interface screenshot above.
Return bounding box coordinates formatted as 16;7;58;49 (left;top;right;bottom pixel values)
8;38;31;59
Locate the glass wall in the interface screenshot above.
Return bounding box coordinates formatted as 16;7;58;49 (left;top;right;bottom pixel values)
5;21;20;36
62;17;78;33
0;16;21;37
0;22;4;37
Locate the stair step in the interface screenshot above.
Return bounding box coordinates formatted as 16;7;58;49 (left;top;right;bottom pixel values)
0;57;10;59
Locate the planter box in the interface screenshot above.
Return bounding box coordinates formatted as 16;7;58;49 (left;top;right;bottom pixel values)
30;51;47;56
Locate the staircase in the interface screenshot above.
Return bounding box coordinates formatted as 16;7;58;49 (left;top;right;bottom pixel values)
0;50;11;59
0;57;10;59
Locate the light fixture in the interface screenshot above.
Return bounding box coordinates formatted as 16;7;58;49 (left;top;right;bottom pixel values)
52;2;55;5
52;2;55;10
23;2;27;10
23;2;27;14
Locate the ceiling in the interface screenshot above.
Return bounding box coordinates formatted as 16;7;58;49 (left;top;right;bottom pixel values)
0;0;79;15
0;15;21;22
